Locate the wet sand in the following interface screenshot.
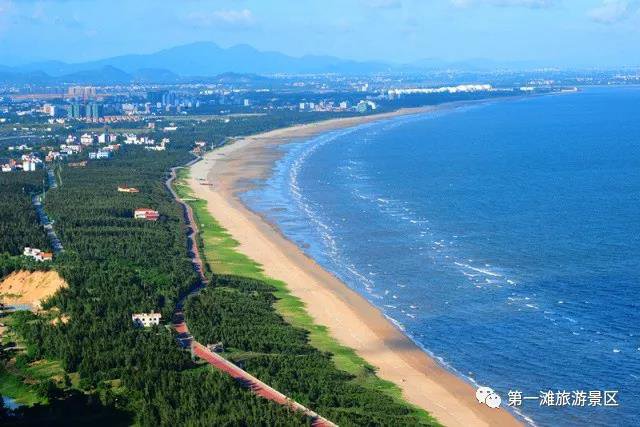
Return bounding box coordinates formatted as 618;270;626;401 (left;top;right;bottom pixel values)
189;108;522;427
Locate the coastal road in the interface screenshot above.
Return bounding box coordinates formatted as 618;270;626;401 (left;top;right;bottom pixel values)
166;161;337;427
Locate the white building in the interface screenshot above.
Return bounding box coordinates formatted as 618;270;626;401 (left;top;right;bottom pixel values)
123;134;154;145
22;160;36;171
60;144;82;155
42;104;56;117
132;312;161;327
89;150;111;160
387;84;494;98
98;133;115;144
145;144;165;151
80;133;94;145
23;247;53;262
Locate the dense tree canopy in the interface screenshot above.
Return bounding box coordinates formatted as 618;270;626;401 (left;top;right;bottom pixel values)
8;148;310;425
0;171;49;256
3;113;440;425
185;275;436;426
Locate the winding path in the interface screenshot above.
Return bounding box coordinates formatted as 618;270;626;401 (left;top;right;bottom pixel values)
166;160;336;427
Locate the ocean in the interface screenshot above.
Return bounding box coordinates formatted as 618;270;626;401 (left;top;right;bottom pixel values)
241;87;640;426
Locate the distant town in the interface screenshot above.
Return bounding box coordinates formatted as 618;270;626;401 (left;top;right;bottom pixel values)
5;68;632;176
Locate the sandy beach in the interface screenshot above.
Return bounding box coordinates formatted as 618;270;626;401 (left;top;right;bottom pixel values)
189;108;522;427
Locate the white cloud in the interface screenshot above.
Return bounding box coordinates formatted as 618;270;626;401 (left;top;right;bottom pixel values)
187;8;255;29
588;0;640;24
451;0;558;8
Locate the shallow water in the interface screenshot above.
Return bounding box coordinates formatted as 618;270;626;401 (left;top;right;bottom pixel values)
242;87;640;426
2;395;21;410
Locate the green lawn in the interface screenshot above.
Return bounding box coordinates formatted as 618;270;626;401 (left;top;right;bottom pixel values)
175;167;436;424
0;312;67;406
24;360;64;381
0;369;46;406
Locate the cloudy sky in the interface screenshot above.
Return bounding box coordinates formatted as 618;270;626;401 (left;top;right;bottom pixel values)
0;0;638;67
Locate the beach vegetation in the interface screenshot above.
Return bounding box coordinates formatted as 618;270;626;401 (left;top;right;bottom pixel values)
177;169;439;425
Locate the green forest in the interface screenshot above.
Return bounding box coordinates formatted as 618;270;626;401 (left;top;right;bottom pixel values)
0;171;51;278
185;275;437;426
1;112;439;426
0;171;49;256
1;147;312;425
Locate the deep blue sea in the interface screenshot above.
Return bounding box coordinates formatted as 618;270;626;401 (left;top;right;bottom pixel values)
241;87;640;427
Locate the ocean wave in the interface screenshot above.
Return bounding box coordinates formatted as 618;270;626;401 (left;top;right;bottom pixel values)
454;261;503;277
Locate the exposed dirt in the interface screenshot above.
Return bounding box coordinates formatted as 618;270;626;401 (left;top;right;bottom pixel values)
0;270;67;310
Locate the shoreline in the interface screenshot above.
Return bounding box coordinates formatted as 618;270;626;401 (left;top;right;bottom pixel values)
189;106;522;427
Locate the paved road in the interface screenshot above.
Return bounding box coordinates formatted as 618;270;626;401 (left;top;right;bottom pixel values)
166;161;336;427
32;167;63;254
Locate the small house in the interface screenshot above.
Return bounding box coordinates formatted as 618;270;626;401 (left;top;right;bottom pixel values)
118;186;140;193
134;208;159;221
132;312;161;328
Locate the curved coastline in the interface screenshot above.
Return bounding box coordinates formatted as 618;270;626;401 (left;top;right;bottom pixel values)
189;107;522;427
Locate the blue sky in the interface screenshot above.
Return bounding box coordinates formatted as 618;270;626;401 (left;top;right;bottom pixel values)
0;0;638;67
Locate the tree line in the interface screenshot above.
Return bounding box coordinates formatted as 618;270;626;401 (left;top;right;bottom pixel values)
5;147;311;425
0;171;49;256
185;274;437;426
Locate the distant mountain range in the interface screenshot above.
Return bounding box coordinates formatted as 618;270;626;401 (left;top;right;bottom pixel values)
0;41;550;85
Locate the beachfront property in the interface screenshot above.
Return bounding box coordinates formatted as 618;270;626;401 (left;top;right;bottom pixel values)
134;208;159;221
118;186;140;193
23;247;53;262
356;100;377;113
131;312;161;328
387;84;494;98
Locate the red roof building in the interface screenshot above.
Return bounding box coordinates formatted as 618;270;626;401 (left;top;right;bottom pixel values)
134;208;159;221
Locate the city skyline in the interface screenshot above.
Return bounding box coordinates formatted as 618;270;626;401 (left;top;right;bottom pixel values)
0;0;639;68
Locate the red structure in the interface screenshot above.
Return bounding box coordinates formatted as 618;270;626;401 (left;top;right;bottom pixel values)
134;208;159;221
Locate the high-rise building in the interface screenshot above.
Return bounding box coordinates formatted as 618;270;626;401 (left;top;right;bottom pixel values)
147;91;165;104
68;103;82;119
162;92;177;107
86;103;101;120
67;86;96;100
